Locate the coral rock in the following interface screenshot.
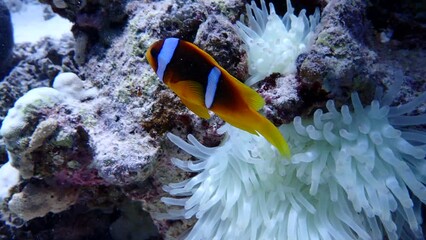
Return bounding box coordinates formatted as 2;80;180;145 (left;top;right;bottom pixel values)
7;182;79;222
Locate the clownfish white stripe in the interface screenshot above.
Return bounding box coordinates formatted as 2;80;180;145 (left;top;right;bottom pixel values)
205;67;221;109
157;38;179;82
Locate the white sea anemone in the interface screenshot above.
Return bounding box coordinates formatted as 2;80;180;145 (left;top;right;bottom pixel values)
235;0;320;86
159;79;426;239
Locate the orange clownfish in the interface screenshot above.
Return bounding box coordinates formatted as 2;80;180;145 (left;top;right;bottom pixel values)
146;38;290;157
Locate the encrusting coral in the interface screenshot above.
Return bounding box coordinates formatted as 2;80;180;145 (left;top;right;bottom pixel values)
235;0;320;86
0;72;97;179
0;161;19;201
159;76;426;239
0;72;100;224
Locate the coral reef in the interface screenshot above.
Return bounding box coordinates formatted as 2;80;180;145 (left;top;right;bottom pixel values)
257;73;302;125
8;182;79;222
0;36;77;120
299;0;377;104
0;71;161;237
1;73;96;179
0;161;19;201
298;0;426;107
0;73;98;224
110;201;159;240
0;201;136;240
367;0;426;48
39;0;128;64
0;0;425;239
194;14;247;80
1;0;246;237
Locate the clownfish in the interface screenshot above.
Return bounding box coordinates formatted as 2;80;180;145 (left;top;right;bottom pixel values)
146;38;290;157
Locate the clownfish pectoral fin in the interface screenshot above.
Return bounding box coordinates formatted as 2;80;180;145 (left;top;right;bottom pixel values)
172;80;205;106
171;80;210;119
180;97;211;119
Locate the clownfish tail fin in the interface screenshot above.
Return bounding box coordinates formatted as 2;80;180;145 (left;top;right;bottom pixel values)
216;108;291;158
252;111;291;158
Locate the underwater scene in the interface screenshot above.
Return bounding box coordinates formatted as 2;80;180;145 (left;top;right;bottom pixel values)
0;0;425;239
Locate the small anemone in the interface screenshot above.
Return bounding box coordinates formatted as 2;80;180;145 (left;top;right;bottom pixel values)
235;0;320;86
157;76;426;239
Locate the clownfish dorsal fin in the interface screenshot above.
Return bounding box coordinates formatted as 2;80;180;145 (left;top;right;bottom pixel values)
243;85;265;111
180;40;221;67
225;72;265;111
172;80;210;119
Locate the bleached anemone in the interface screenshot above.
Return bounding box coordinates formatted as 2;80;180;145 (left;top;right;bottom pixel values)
281;92;426;240
160;79;426;239
235;0;320;86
